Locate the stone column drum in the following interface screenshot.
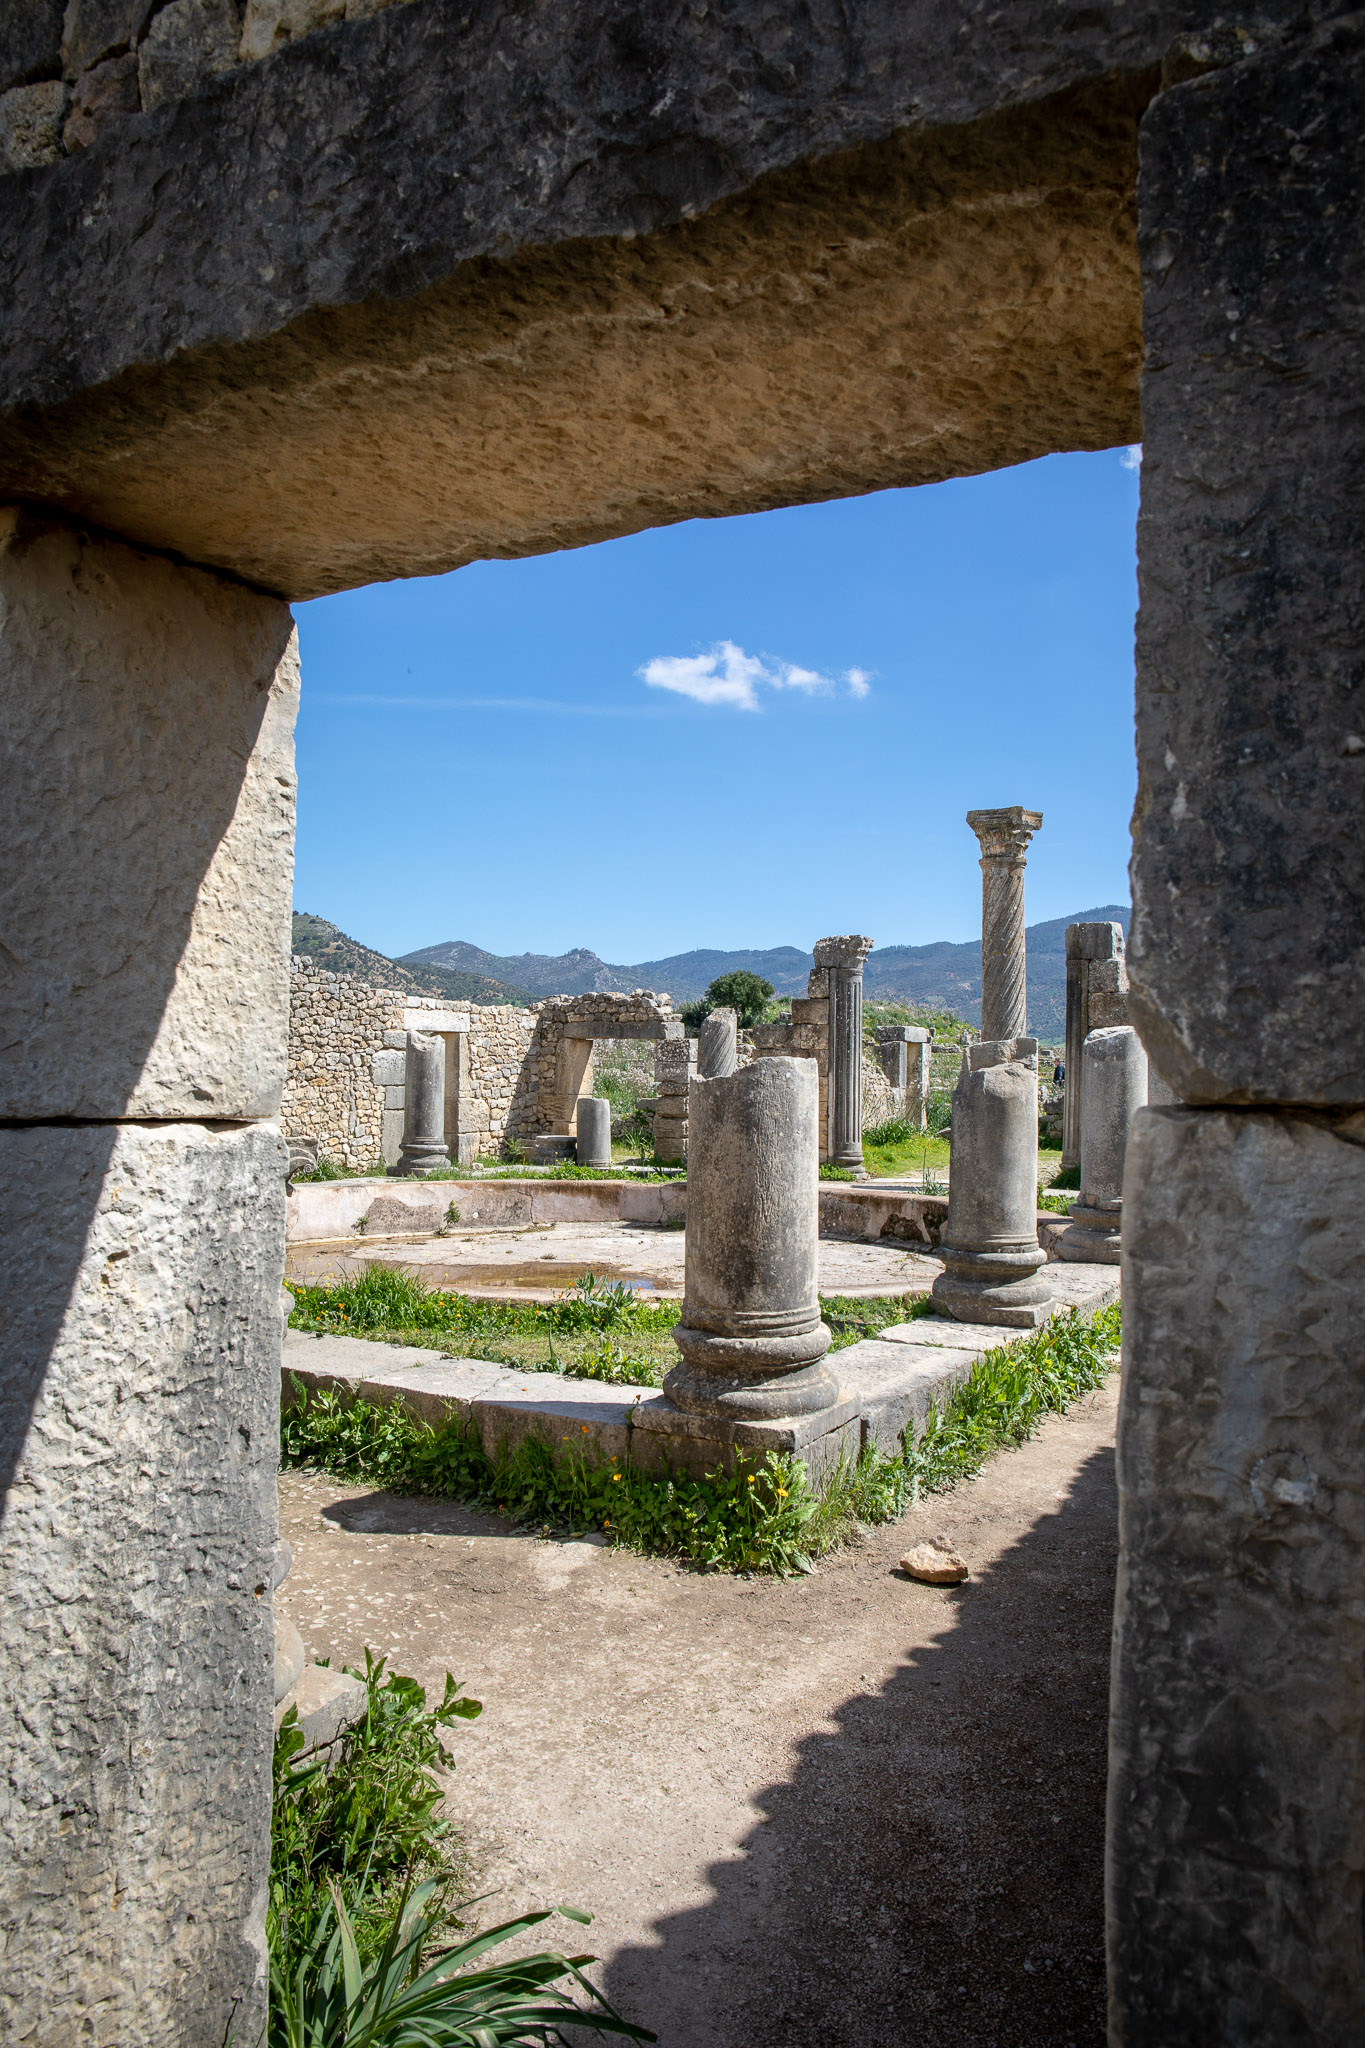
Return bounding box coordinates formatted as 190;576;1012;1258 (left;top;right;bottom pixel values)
966;808;1042;1042
697;1005;739;1080
876;1025;932;1128
575;1096;612;1167
653;1035;695;1163
814;934;873;1176
931;1038;1055;1327
1057;1026;1147;1264
664;1057;838;1420
394;1030;449;1175
1062;920;1127;1170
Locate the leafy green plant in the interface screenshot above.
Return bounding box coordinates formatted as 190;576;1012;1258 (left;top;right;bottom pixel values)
818;1163;856;1181
271;1882;652;2048
270;1652;481;1987
679;970;775;1031
1048;1163;1082;1190
863;1116;915;1147
1037;1189;1077;1215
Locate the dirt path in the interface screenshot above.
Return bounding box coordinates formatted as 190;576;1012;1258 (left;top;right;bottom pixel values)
278;1379;1120;2048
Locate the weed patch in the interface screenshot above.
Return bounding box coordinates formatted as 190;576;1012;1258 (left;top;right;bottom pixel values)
271;1651;480;1983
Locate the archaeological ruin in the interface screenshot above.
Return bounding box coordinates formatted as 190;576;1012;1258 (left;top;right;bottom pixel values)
2;1;1362;2042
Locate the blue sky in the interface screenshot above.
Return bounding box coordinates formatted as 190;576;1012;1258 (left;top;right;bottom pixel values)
293;446;1141;963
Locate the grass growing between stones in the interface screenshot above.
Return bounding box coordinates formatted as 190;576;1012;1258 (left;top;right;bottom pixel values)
279;1305;1119;1577
287;1268;926;1387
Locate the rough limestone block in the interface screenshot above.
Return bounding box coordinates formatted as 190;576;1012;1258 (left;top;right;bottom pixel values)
139;0;242;111
0;1120;286;2048
0;79;64;171
239;0;344;62
61;47;137;149
1110;1104;1365;2042
61;0;156;75
0;0;64;93
1129;25;1365;1105
0;511;298;1119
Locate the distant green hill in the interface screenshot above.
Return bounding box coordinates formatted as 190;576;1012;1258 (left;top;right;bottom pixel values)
291;915;535;1006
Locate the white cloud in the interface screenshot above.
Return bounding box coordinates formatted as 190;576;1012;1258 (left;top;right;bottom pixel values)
1120;444;1143;471
638;640;871;711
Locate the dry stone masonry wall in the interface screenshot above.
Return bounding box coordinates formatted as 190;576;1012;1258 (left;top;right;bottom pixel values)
283;963;675;1166
0;0;416;172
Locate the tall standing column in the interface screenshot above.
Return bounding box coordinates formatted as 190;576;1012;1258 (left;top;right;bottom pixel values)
814;935;873;1177
0;509;297;2046
966;808;1042;1042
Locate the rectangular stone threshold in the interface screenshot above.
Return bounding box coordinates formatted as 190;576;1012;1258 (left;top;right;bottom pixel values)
281;1262;1119;1481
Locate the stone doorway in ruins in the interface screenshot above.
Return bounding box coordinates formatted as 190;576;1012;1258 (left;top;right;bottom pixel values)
1;6;1361;2044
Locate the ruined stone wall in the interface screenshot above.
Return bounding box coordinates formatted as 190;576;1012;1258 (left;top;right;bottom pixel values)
283;958;537;1168
0;0;415;172
529;991;678;1135
282;964;679;1163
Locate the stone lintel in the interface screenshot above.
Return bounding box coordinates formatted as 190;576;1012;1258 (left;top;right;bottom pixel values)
402;1008;470;1034
563;1018;671;1041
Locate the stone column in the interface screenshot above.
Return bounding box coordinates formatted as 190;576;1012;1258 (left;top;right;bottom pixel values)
876;1026;932;1128
697;1006;738;1080
575;1096;611;1167
930;1037;1054;1327
1112;33;1365;2040
653;1035;695;1163
664;1058;837;1419
0;509;297;2046
813;935;873;1176
966;808;1042;1042
1056;1026;1146;1264
393;1030;449;1175
1062;921;1127;1171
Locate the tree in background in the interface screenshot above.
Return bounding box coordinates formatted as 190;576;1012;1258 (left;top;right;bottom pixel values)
680;970;776;1032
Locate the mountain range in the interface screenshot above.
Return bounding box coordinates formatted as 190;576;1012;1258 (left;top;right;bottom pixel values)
398;906;1131;1038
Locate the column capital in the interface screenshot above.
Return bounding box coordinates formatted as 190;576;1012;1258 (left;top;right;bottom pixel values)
966;807;1043;862
812;933;874;970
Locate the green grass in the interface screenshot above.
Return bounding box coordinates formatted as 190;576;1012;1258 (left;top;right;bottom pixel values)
280;1303;1119;1576
861;1130;951;1180
286;1267;926;1386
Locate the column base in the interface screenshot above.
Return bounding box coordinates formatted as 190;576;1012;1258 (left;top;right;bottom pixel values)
391;1140;450;1176
666;1316;836;1418
931;1243;1055;1328
632;1391;862;1484
1054;1200;1122;1265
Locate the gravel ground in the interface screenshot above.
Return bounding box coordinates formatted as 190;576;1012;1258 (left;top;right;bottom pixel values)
277;1377;1120;2047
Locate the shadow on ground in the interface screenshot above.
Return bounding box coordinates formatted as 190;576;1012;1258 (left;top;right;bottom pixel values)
600;1443;1118;2048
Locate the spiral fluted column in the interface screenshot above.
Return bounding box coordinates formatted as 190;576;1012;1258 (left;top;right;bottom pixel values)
966;808;1042;1041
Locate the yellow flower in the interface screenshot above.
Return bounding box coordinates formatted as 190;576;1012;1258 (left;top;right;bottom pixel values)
581;1425;589;1434
612;1474;622;1483
776;1487;788;1498
747;1475;756;1484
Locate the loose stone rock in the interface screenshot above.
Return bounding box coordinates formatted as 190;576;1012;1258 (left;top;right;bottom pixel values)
900;1537;969;1585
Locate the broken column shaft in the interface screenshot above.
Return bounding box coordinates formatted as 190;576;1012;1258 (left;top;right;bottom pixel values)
932;1037;1055;1327
1057;1025;1147;1264
665;1057;837;1419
